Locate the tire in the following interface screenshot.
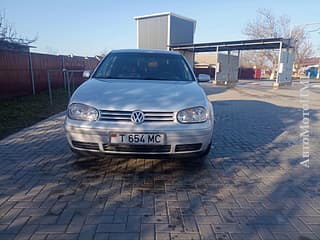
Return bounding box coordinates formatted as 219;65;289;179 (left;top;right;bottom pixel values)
70;148;93;160
70;148;83;157
196;142;212;164
181;141;212;166
70;148;111;162
200;141;212;157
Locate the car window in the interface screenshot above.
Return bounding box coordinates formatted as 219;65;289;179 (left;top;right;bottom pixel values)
93;52;195;81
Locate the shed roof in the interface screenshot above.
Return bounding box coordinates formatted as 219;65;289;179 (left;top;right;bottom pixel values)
134;12;196;23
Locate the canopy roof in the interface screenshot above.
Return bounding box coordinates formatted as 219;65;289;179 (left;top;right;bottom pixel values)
170;38;294;52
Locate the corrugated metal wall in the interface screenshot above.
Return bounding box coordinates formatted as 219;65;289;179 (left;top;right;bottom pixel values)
0;50;99;97
138;16;168;50
136;13;195;53
216;54;239;83
0;50;32;97
170;15;194;45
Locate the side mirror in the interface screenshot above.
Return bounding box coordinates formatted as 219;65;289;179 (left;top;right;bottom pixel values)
82;70;92;78
198;74;211;82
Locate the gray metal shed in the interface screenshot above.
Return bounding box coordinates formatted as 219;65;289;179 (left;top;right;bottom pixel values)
134;12;196;50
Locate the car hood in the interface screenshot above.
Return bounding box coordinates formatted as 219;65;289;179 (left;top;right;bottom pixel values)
70;78;208;111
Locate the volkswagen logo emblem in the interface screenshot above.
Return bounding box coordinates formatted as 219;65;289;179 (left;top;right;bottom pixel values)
131;110;144;124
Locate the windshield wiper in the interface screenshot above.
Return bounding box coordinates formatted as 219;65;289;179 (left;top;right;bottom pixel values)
96;76;159;80
104;76;124;79
94;76;128;79
139;77;170;80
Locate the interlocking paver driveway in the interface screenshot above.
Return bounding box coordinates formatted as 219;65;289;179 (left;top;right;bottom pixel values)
0;80;319;240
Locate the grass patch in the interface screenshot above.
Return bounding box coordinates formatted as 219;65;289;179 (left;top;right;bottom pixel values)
0;88;69;140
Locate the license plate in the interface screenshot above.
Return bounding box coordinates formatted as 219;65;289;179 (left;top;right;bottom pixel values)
110;133;165;145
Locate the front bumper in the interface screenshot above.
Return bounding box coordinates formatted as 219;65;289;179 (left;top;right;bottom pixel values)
64;117;214;155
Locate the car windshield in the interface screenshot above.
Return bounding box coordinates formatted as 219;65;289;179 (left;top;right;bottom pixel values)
93;52;195;81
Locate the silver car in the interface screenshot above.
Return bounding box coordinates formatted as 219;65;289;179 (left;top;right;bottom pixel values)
64;49;214;159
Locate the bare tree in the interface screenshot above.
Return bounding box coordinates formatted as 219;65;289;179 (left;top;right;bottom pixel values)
242;8;314;78
240;51;270;69
0;10;37;45
291;26;314;73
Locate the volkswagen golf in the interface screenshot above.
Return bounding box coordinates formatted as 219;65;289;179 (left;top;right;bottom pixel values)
64;49;214;159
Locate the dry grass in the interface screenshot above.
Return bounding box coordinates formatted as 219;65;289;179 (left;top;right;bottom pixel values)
0;88;69;139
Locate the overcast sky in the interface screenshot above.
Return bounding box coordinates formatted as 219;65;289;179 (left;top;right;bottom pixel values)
2;0;320;56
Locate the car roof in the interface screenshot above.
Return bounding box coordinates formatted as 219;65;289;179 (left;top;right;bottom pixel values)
110;49;181;55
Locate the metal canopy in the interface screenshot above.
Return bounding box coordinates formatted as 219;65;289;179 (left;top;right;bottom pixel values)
169;38;294;52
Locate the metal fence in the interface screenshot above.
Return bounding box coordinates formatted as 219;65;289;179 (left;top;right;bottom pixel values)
47;69;86;105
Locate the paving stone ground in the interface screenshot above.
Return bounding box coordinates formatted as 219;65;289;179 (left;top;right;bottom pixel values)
0;80;320;240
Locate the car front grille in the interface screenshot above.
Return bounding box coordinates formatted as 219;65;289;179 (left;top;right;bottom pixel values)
103;144;171;153
99;110;174;122
72;141;100;150
175;143;202;152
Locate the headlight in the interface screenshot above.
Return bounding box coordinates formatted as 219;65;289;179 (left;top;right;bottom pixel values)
68;103;99;121
177;106;208;123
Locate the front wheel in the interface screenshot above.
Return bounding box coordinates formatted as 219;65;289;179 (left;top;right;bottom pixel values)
196;141;212;163
200;141;212;157
181;141;212;166
70;148;90;159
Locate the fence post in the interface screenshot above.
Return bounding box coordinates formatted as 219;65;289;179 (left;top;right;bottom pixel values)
28;51;35;95
62;55;67;89
67;71;71;98
47;71;53;105
71;72;75;93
